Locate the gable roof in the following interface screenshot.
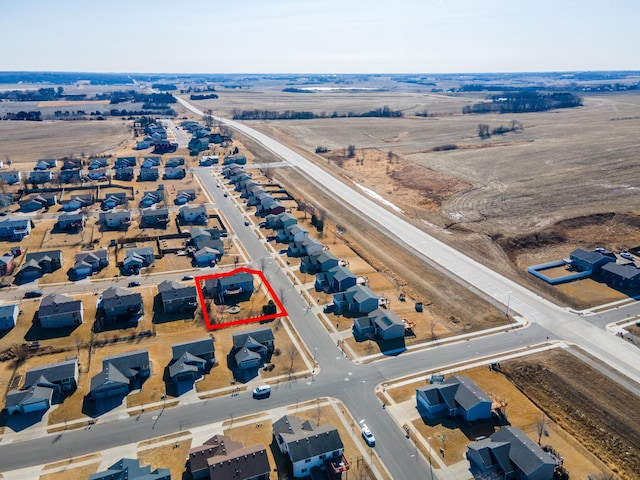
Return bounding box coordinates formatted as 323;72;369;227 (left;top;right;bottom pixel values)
89;458;170;480
273;415;343;462
232;328;274;349
38;293;82;317
24;359;78;387
171;338;214;360
102;286;142;308
158;280;197;301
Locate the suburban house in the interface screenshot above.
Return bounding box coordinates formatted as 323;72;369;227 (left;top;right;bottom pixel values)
206;271;254;304
0;170;22;184
198;155;219;166
158;279;198;313
282;224;309;244
265;211;297;230
288;237;325;258
352;308;406;341
89;458;170;480
300;250;340;275
139;167;159;181
257;197;286;217
123;247;155;273
38;293;83;328
0;304;19;330
29;170;53;184
416;375;493;421
20;193;57;212
0;217;31;240
232;328;275;371
141;207;170;227
17;250;63;281
72;249;109;277
57;212;86;231
88;157;109;170
180;205;207;223
101;286;143;325
466;426;559;480
315;266;357;294
101;192;128;209
115;156;137;169
60;193;94;211
273;415;349;479
600;262;640;289
61;158;82;170
0;253;15;275
34;158;57;170
164;167;186;179
223;154;247;166
114;167;134;181
175;189;196;205
165;157;185;168
142;156;161;168
89;350;151;400
332;285;379;316
140;189;164;207
5;359;78;414
194;246;221;267
188;434;270;480
58;168;81;183
87;168;108;181
222;164;243;178
566;248;616;272
168;338;215;386
99;210;131;229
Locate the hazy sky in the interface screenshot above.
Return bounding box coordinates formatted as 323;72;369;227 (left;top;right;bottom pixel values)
2;0;639;73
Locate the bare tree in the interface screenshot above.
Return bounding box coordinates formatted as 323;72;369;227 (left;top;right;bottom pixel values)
535;414;549;445
478;123;491;139
430;318;438;341
287;346;299;378
347;145;356;158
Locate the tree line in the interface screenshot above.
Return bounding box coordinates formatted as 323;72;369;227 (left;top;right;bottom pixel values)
462;91;582;114
232;105;403;120
0;87;64;102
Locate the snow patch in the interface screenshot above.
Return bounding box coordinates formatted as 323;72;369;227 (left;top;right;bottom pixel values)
354;183;403;214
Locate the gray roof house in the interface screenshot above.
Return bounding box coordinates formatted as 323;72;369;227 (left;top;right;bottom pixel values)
300;250;340;275
123;247;155;272
232;328;274;370
58;168;82;183
567;248;616;272
179;204;207;223
99;210;131;229
416;375;493;422
101;286;143;325
18;250;63;281
0;303;19;330
188;434;270;480
6;359;78;414
332;284;379;316
168;338;215;386
600;262;640;289
0;170;22;185
165;157;185;168
466;426;559;480
29;169;53;184
174;189;196;205
158;279;198;313
164;167;186;180
141;207;170;227
57;212;86;231
115;156;136;169
273;415;348;478
72;248;109;277
0;217;31;240
288;236;324;258
89;458;170;480
101;192;128;209
353;308;405;341
315;265;357;293
38;293;83;329
206;271;254;303
114;166;134;181
89;350;151;400
139;167;160;181
140;189;164;207
60;193;94;211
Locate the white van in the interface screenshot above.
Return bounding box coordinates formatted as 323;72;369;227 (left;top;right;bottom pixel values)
252;385;271;398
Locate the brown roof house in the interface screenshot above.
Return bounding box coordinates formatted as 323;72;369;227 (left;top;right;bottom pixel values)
188;434;270;480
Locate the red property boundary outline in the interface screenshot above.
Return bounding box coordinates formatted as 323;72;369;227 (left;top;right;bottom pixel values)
195;267;288;331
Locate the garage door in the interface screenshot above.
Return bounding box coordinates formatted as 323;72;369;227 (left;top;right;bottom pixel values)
22;400;49;413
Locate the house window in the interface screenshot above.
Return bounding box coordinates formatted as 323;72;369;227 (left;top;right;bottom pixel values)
301;468;307;473
319;454;324;460
305;459;311;463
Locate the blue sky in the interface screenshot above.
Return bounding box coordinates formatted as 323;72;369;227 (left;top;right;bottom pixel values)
1;0;638;73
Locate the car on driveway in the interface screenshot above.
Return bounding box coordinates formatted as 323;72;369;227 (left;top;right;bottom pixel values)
252;385;271;398
361;424;375;447
128;281;140;287
621;252;634;260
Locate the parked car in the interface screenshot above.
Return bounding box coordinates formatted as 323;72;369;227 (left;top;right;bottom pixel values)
621;252;634;260
244;220;250;226
24;290;43;298
128;281;141;287
323;302;336;313
252;385;271;398
182;275;194;280
361;424;375;447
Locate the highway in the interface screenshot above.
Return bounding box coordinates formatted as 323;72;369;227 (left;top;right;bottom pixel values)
2;98;639;478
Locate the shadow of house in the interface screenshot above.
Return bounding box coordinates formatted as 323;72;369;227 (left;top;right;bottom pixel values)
89;457;170;480
230;328;274;383
5;359;78;416
88;350;150;414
